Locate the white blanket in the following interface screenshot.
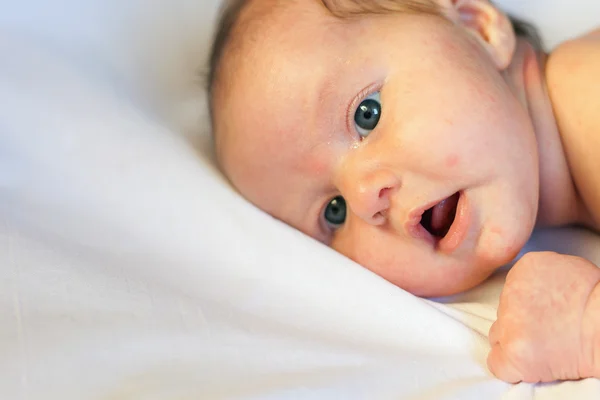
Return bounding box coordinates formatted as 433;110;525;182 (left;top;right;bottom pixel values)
1;0;599;399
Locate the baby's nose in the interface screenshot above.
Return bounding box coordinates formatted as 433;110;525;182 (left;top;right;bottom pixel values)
338;165;400;226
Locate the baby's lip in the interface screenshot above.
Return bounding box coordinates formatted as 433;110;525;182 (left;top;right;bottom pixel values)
405;192;462;249
406;195;450;227
405;195;449;244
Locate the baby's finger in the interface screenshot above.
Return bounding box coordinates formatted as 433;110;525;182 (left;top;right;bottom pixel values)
487;344;523;384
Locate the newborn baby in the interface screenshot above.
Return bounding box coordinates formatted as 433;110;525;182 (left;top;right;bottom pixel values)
207;0;600;384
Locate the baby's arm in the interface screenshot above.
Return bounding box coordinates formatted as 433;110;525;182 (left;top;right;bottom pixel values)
547;29;600;227
488;252;600;383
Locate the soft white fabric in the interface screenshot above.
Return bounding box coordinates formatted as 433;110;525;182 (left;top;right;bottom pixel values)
0;1;599;399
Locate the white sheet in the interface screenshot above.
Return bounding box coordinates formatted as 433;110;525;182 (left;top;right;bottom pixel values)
0;1;599;399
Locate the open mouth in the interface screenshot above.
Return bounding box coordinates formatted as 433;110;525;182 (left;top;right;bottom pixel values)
419;192;460;239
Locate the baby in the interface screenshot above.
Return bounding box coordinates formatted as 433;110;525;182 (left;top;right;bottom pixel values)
208;0;600;384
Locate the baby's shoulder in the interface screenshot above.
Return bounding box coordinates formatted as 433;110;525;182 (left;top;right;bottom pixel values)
547;28;600;73
546;28;600;140
546;29;600;117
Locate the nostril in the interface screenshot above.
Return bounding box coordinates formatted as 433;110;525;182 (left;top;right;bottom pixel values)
372;210;386;224
378;187;392;199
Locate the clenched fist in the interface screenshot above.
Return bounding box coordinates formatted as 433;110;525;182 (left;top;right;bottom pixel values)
488;251;600;383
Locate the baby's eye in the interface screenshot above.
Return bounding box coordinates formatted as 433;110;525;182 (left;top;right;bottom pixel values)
354;92;381;138
324;196;347;229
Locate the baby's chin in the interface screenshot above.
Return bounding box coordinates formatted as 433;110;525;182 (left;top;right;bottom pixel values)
475;222;533;271
428;247;524;297
416;217;536;297
399;250;507;298
410;269;495;298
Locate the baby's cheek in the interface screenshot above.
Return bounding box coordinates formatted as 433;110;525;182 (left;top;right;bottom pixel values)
334;232;408;281
445;154;461;169
336;235;390;271
347;237;437;293
333;227;478;296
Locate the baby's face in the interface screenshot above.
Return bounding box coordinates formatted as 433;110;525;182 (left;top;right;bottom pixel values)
215;0;540;296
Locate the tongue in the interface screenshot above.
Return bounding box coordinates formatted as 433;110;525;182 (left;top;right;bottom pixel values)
430;193;459;236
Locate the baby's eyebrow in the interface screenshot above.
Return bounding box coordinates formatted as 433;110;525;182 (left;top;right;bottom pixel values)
318;0;441;18
319;0;373;16
319;0;332;11
320;0;346;13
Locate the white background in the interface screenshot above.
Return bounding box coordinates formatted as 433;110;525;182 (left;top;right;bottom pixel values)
1;1;599;399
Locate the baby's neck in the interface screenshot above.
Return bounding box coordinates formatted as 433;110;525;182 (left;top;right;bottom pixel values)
507;38;588;228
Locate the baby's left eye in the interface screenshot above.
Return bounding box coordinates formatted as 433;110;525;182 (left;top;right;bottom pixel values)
323;196;347;229
354;92;381;138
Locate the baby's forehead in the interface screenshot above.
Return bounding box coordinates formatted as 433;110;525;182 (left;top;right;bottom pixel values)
215;0;440;106
214;0;343;145
230;0;319;42
229;0;331;57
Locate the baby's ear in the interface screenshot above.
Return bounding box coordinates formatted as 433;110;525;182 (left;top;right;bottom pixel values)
439;0;516;70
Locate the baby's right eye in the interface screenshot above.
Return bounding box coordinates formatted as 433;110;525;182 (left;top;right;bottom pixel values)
323;196;347;229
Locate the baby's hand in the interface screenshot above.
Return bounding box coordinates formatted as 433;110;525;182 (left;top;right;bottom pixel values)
487;252;600;383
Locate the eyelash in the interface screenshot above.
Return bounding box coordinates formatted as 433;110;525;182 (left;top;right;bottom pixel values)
346;82;383;139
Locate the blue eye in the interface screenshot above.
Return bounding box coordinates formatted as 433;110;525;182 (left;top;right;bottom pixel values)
324;196;346;228
354;92;381;138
